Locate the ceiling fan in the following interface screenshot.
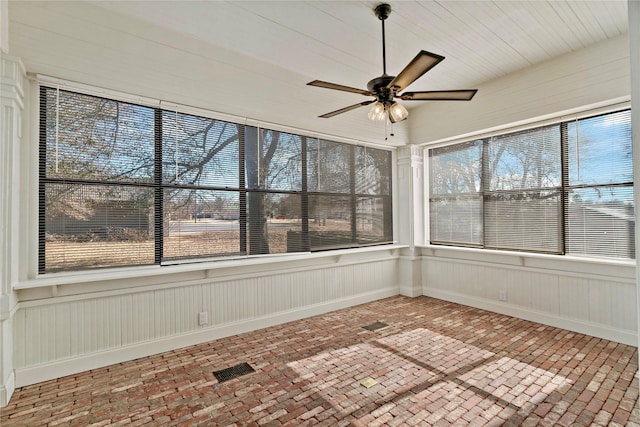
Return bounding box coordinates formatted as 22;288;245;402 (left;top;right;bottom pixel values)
307;3;477;124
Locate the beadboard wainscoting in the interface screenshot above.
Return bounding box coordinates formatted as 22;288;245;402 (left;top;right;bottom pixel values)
13;247;401;388
421;246;637;346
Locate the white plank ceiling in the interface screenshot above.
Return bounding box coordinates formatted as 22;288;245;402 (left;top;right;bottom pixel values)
7;0;629;146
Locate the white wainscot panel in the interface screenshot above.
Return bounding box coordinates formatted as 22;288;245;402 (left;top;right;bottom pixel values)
14;255;399;387
422;257;636;346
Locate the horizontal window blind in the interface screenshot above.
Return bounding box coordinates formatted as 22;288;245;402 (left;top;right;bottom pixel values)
485;125;562;253
39;85;393;273
247;192;304;254
162;111;240;188
162;189;241;260
430;140;483;247
566;110;633;186
160;112;243;261
356;196;393;245
44;88;155;183
355;146;392;195
565;110;634;259
429;109;634;260
484;190;562;252
246;129;302;191
40;87;156;273
308;195;353;251
307;139;351;194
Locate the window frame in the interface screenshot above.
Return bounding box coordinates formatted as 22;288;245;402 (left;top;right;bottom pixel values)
427;107;634;260
38;84;394;274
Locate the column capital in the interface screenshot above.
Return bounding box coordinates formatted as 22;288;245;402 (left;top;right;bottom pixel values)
397;145;423;167
1;53;26;106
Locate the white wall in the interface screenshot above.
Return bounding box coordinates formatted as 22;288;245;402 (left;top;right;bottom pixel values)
7;1;409;147
421;247;636;345
410;35;630;145
629;0;640;372
415;34;637;347
13;248;400;387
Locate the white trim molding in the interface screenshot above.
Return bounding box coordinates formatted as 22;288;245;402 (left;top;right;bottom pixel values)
0;52;26;407
421;246;637;346
15;288;397;387
628;0;640;377
12;248;401;388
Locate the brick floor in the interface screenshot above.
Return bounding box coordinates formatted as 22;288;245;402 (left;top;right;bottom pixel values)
1;296;639;426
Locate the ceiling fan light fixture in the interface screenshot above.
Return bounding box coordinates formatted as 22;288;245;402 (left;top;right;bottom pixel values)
388;102;408;123
307;2;477;130
368;101;387;122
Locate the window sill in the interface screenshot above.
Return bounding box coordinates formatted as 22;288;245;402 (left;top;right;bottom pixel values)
418;245;635;281
15;244;406;291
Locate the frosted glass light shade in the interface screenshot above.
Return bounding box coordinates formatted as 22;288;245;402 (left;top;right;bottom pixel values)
388;102;408;123
368;101;386;122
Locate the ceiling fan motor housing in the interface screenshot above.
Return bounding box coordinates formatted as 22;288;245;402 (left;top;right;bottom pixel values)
367;75;395;102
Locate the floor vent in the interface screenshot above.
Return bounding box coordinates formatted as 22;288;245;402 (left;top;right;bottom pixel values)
362;321;388;331
213;362;255;383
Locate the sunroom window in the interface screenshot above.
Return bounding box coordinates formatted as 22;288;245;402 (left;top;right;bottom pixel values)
429;109;634;260
39;86;393;273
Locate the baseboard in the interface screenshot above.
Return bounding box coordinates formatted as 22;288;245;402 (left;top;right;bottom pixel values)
399;286;422;298
0;371;15;408
15;287;399;388
423;288;637;346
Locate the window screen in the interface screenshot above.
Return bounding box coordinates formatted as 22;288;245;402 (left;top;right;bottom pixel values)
307;139;351;194
162;111;240;188
163;189;241;260
355;146;393;244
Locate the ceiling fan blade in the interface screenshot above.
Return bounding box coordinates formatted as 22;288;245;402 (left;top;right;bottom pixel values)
399;89;478;101
387;50;445;92
318;100;375;118
307;80;374;97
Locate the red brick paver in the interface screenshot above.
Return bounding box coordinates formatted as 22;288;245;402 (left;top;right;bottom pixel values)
1;296;638;426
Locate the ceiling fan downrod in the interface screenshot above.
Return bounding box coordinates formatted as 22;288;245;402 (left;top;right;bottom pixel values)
375;3;392;76
366;3;394;99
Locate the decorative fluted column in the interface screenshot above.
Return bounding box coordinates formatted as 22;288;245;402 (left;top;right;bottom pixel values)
396;145;425;297
0;51;26;406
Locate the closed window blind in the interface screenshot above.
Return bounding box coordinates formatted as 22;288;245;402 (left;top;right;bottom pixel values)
307;142;393;251
40;87;156;273
485;125;562;253
40;86;393;272
565;110;634;259
245;128;305;255
428;109;634;260
307;139;354;250
429;141;483;247
161;112;242;261
355;146;393;245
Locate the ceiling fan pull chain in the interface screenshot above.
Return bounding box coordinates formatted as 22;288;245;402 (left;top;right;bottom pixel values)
384;117;388;141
